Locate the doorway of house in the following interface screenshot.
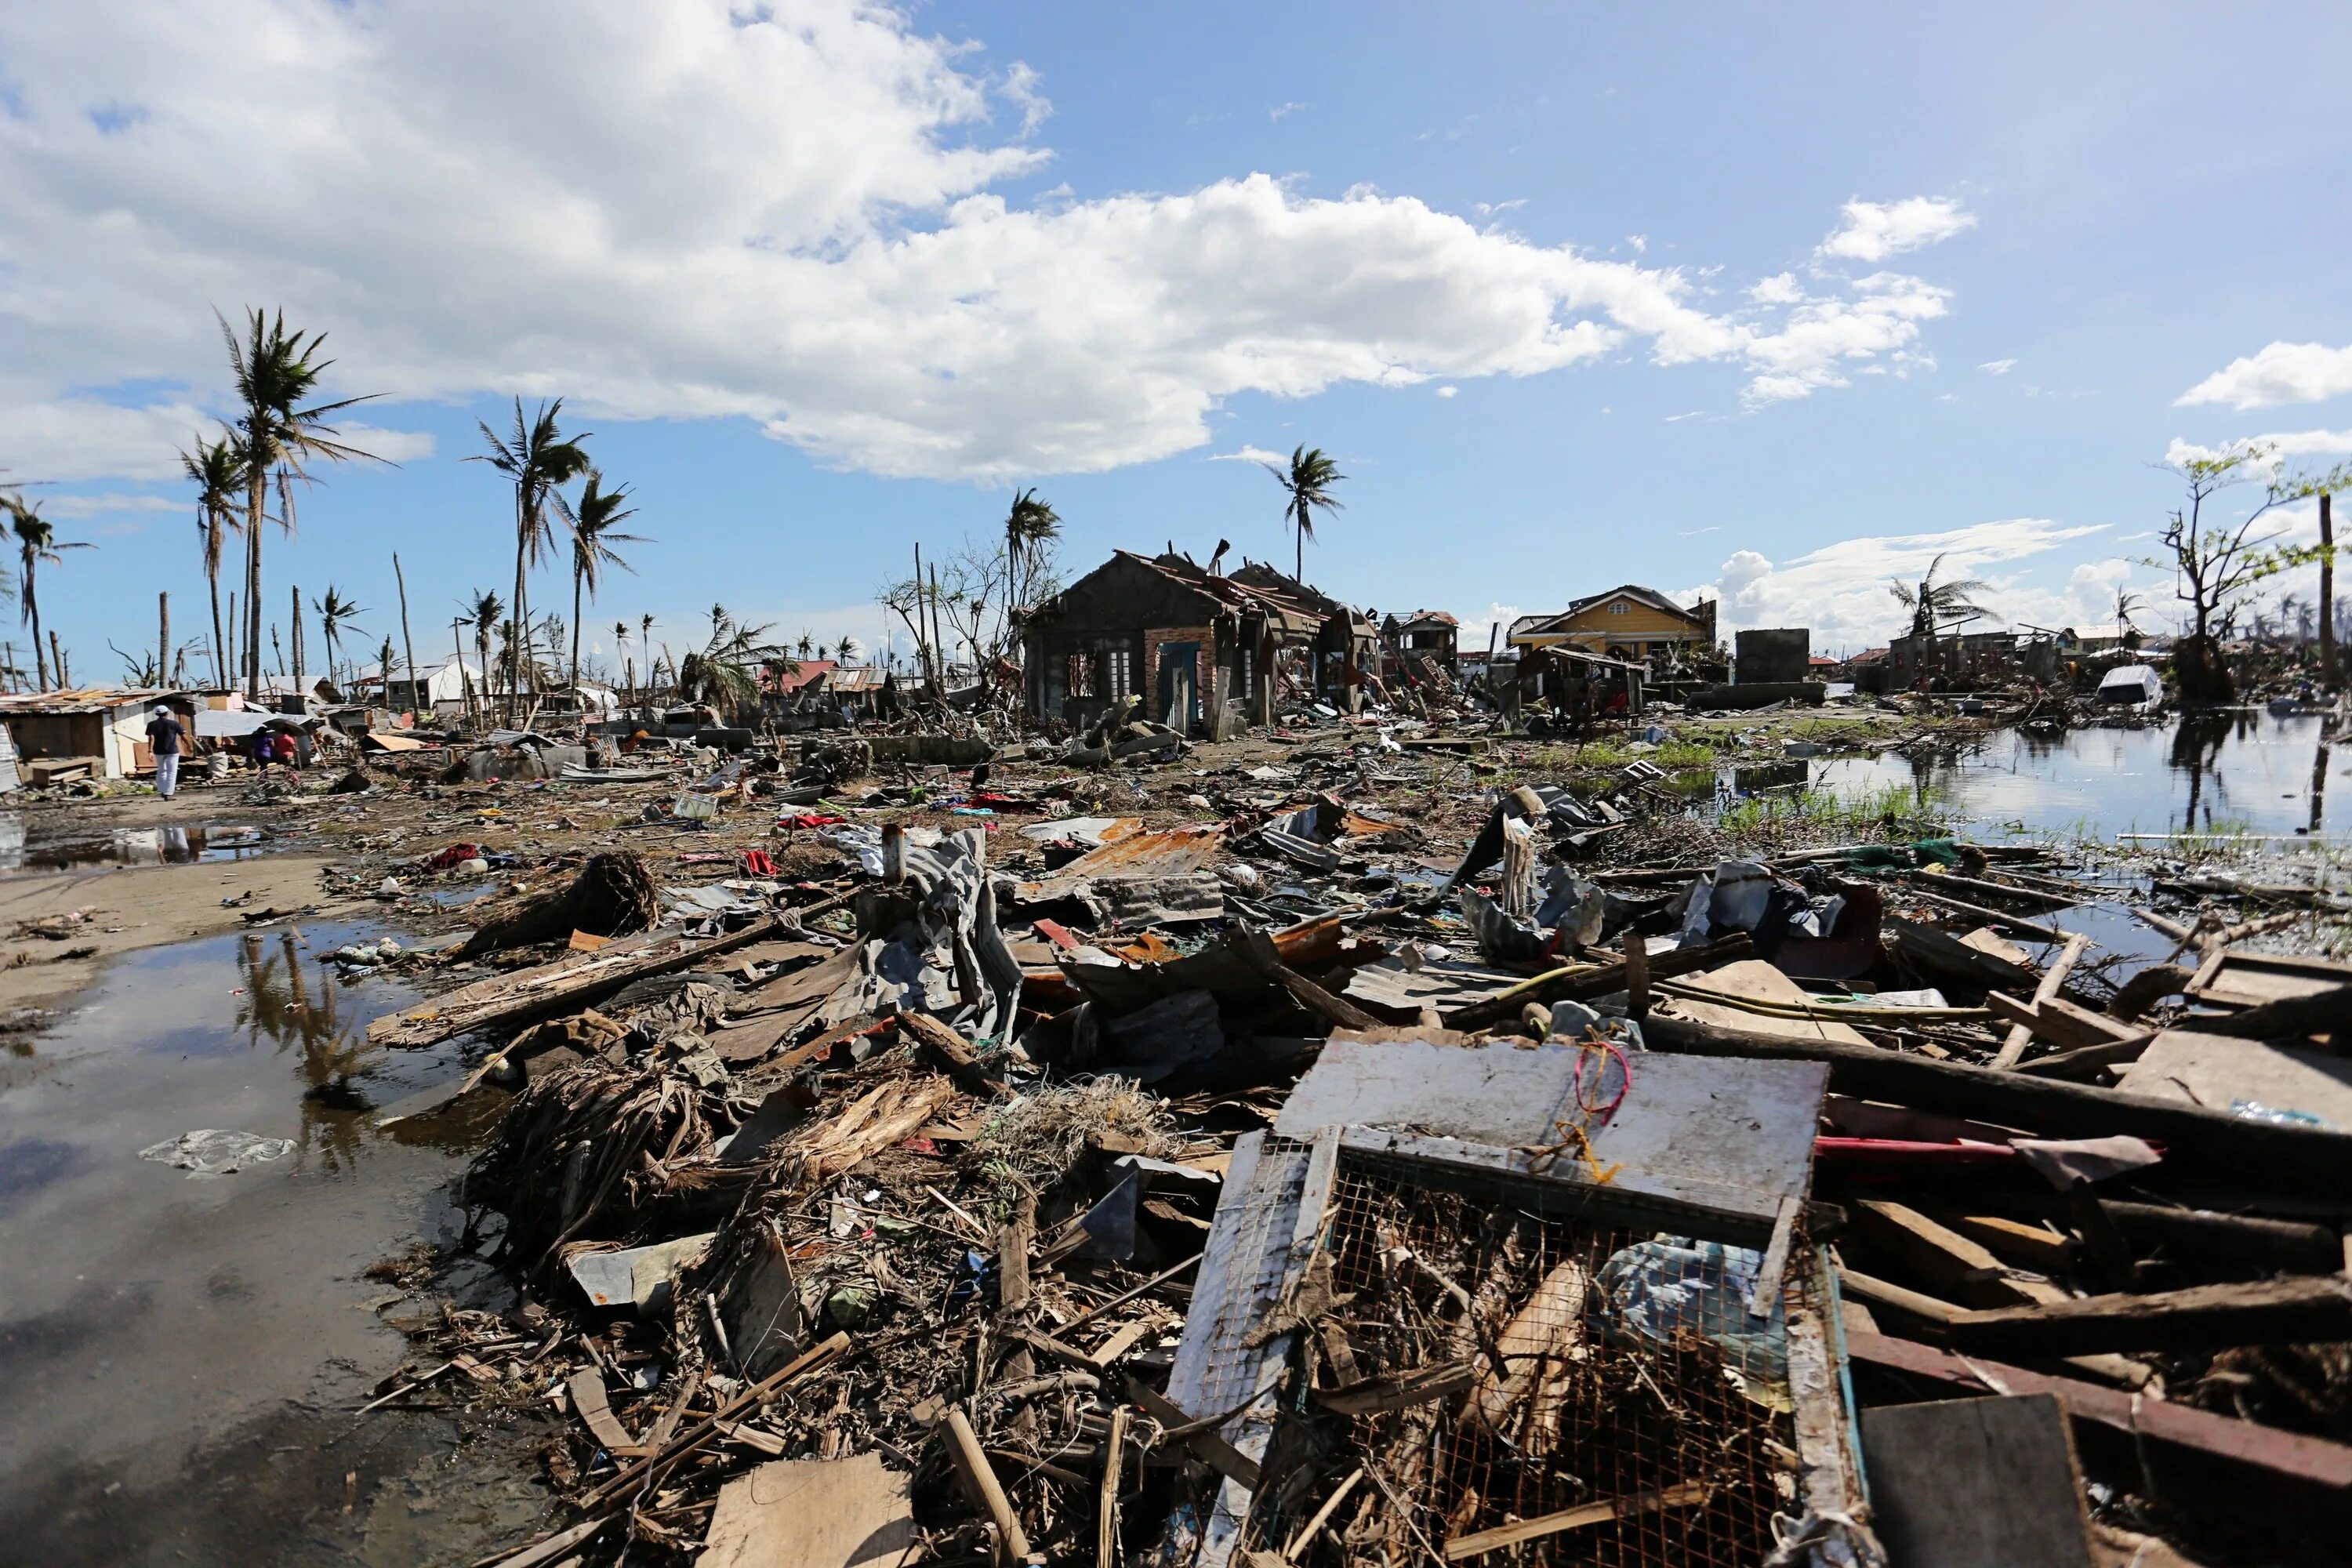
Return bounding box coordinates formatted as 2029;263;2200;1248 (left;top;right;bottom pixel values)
1156;641;1199;733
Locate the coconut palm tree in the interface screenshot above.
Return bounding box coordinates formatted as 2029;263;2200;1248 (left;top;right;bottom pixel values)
310;585;368;693
837;635;861;665
1888;553;1994;642
677;615;789;720
217;308;384;702
563;473;646;691
612;619;633;698
463;590;504;721
9;501;90;691
470;399;590;720
180;434;247;687
1002;488;1061;647
1263;445;1345;581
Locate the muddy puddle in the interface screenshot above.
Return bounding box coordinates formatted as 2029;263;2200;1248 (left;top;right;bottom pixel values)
0;815;297;874
1764;712;2349;842
0;920;554;1565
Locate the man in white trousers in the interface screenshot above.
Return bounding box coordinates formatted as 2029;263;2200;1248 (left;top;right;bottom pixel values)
144;705;186;799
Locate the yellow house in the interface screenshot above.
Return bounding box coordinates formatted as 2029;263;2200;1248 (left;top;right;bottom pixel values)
1508;586;1718;667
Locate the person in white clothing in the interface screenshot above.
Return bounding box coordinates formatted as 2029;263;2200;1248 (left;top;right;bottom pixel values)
145;705;186;799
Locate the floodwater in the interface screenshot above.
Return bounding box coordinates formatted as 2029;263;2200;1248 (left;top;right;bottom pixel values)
1801;712;2350;842
0;815;289;873
0;920;551;1565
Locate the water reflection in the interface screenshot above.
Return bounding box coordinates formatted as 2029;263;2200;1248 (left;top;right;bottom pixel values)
0;818;272;873
234;931;375;1176
1776;713;2350;840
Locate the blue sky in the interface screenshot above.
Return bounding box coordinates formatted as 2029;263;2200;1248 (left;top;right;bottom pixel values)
4;0;2351;683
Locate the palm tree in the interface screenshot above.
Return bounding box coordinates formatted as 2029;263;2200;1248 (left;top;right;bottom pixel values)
677;615;790;720
1002;487;1062;649
797;630;815;661
837;635;861;665
470;399;590;720
2114;586;2143;637
563;472;646;691
180;434;247;687
9;501;90;691
218;308;384;702
1888;552;1994;643
463;590;504;722
1263;445;1345;581
612;619;633;698
310;585;367;693
641;612;658;700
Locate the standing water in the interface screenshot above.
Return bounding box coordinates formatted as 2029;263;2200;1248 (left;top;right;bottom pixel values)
0;921;549;1564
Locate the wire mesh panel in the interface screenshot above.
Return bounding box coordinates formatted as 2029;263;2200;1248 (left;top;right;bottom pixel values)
1272;1153;1802;1566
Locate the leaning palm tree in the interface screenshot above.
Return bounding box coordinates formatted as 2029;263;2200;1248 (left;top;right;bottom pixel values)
180;434;247;687
677;615;790;720
612;619;633;699
1888;552;1994;642
310;584;368;694
470;399;590;720
218;308;385;701
564;473;646;691
1002;488;1062;644
9;501;90;690
1263;445;1345;581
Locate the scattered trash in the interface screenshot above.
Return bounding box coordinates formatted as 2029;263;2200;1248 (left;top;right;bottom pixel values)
137;1128;295;1178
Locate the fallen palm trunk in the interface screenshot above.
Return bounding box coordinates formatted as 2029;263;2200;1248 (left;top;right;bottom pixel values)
456;851;661;959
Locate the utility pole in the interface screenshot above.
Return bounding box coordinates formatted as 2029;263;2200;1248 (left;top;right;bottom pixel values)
394;553;420;719
290;585;306;697
158;592;170;689
913;542;936;696
225;592;238;691
2321;492;2339;690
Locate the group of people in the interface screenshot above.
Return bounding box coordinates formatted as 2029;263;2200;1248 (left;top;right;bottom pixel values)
140;703;300;801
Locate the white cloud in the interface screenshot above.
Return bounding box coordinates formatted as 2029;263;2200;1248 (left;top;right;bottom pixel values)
1434;385;1458;398
1472;198;1526;218
1817;196;1976;263
2176;342;2352;410
34;491;182;521
1450;603;1521;658
1740;271;1951;406
1269;101;1307;122
1205;445;1290;466
1979;358;2017;375
1626;234;1648;254
1679;517;2108;647
0;2;1968;485
2162;427;2352;472
1748;272;1803;306
339;424;438;463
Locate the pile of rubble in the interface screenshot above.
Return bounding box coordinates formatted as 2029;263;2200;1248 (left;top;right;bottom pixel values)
347;732;2352;1568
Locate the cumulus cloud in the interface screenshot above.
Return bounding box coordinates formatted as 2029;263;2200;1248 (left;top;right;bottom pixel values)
1434;385;1458;398
35;492;183;521
1204;445;1291;466
2162;428;2352;476
1979;358;2017;375
1679;517;2108;648
2176;342;2352;410
1748;272;1803;306
0;2;1969;484
1817;196;1976;263
1740;272;1951;406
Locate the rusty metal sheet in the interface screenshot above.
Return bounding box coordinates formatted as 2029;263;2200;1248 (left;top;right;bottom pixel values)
1054;824;1226;879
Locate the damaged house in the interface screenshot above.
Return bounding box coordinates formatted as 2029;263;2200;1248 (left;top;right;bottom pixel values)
1023;550;1342;737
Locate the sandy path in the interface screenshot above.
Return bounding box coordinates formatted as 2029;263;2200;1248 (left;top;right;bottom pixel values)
0;853;358;1010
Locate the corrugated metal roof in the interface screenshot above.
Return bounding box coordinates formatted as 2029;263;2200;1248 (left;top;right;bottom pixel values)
0;686;187;715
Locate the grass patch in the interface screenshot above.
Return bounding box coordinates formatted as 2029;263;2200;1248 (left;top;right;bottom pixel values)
1717;782;1952;842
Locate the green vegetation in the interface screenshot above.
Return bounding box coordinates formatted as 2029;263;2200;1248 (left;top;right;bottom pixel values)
1717;782;1952;842
1525;738;1719;774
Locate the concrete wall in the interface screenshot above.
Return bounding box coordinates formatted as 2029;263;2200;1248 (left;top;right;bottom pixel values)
1735;627;1812;685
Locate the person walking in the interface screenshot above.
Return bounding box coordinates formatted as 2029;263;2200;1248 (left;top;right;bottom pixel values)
145;705;186;799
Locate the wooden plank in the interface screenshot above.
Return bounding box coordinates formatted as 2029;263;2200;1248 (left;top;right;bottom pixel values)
945;1407;1031;1562
1127;1381;1261;1490
1992;932;2090;1069
1850;1200;2022;1308
1439;932;1753;1029
2116;1031;2352;1127
1845;1330;2352;1491
1098;1403;1129;1568
1311;1359;1475;1417
1937;1214;2074;1275
2012;1031;2158;1080
369;914;784;1047
1986;990;2146;1051
567;1368;641;1456
1638;1011;2352;1192
1857;1396;2094;1568
1948;1276;2352;1358
699;1454;916;1568
1440;1481;1711;1559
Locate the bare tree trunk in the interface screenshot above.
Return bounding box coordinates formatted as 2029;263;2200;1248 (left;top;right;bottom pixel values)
158;592;169;689
207;546;226;692
49;627;67;688
290;585;304;699
226;591;238;689
27;567;45;690
245;466;265;702
570;564;584;695
2321;493;2339;691
395;553;420;719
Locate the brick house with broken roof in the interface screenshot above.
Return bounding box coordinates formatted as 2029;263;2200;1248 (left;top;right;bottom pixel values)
1022;551;1342;737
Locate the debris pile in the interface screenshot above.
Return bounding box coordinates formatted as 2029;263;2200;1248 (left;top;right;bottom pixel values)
328;711;2352;1568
